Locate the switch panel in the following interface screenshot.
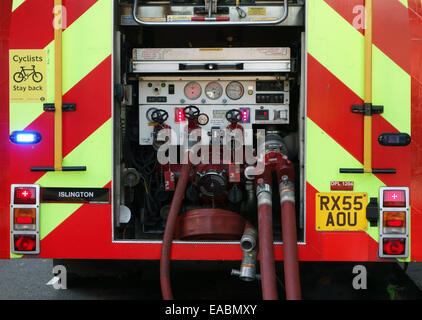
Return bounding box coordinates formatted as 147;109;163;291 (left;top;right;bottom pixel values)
138;77;290;146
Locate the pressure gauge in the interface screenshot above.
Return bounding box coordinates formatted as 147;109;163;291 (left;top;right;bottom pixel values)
205;81;223;100
197;113;209;126
184;81;202;100
226;81;244;100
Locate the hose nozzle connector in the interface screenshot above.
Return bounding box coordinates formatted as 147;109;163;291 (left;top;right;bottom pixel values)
256;178;272;207
240;227;257;252
279;175;295;205
231;249;259;282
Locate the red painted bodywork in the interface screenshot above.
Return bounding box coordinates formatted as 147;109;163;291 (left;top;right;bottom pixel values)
0;0;12;259
0;0;421;262
409;0;422;261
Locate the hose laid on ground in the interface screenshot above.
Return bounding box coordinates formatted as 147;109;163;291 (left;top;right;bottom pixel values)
160;153;191;300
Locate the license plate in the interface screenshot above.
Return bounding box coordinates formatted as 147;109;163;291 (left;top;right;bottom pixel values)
316;193;368;231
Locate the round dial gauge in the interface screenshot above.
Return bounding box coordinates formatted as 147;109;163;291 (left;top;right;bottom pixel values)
205;81;223;100
226;81;244;100
197;113;209;126
184;81;202;100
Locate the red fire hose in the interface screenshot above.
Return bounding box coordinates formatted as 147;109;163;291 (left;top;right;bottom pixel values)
160;154;192;300
257;182;278;300
280;179;302;300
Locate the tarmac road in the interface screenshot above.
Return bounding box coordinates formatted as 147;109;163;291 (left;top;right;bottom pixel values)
0;259;421;300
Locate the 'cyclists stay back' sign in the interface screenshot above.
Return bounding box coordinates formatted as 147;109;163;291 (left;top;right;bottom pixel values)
10;49;47;103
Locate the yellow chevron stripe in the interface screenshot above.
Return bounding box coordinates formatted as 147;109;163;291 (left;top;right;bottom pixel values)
58;0;112;94
12;0;26;11
9;0;112;133
306;118;380;241
308;0;411;134
38;119;112;239
373;48;411;134
397;0;408;8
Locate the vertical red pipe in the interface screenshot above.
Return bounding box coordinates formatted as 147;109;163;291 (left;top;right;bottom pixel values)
160;154;191;300
257;203;278;300
280;185;301;300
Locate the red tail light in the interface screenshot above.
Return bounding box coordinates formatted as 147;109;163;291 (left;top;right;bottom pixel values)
386;220;403;227
14;187;36;204
383;190;406;207
14;235;36;252
383;238;406;255
11;185;40;254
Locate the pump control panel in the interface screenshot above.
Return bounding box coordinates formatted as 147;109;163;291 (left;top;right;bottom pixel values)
138;77;290;146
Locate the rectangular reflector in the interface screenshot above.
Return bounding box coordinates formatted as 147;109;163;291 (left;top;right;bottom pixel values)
383;190;406;207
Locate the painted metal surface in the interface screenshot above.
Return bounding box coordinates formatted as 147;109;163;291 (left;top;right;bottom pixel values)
0;0;13;259
0;0;421;262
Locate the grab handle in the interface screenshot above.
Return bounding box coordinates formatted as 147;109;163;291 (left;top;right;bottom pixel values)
132;0;288;26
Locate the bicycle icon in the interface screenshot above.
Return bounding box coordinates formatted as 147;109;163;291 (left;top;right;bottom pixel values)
13;65;43;83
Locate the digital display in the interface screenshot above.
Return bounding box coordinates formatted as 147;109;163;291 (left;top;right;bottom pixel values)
255;109;269;120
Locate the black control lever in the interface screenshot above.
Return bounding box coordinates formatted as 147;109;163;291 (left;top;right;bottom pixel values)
225;109;242;124
184;105;201;120
151;109;169;124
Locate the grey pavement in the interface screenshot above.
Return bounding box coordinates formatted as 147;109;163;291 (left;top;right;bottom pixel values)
0;259;421;300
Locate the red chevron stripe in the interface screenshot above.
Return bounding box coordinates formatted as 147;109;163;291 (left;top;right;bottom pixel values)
409;4;422;85
324;0;411;74
409;0;422;17
9;55;111;184
10;0;97;49
307;54;411;187
62;56;111;156
323;0;365;35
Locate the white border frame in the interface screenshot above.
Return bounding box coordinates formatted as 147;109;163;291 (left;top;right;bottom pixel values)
10;184;40;255
378;186;410;259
